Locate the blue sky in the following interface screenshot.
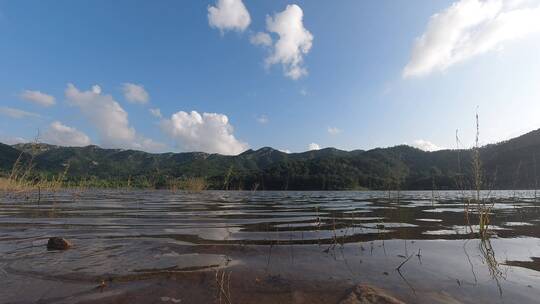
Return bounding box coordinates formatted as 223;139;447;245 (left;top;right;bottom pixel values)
1;0;540;154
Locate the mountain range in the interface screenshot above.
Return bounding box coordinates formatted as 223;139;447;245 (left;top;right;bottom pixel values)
2;128;540;190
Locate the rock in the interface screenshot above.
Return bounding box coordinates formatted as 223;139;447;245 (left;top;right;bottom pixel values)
340;284;405;304
47;237;72;250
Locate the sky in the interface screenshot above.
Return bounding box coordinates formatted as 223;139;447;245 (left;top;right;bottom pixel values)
1;0;540;154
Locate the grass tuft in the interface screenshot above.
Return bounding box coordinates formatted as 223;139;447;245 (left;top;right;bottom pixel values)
168;177;208;192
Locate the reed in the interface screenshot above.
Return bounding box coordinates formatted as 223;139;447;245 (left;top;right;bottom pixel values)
470;113;494;238
168;177;208;192
454;113;495;238
0;167;69;193
0;142;69;193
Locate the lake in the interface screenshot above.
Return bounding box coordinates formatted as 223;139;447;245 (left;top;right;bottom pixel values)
1;190;539;303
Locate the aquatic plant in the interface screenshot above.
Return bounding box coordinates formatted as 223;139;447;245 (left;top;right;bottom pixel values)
455;113;495;238
470;113;496;238
479;237;505;296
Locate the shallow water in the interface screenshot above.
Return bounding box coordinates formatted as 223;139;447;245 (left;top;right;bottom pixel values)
1;190;540;303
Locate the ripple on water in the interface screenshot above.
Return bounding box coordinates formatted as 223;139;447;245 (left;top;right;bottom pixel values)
1;189;540;304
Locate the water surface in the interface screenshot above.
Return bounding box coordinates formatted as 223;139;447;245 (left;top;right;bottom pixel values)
1;190;540;303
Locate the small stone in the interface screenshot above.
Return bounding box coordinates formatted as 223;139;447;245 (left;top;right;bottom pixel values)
47;237;72;250
340;284;405;304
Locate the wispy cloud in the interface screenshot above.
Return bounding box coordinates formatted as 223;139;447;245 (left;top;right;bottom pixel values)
122;83;149;104
42;121;91;147
20;90;56;107
327;126;342;135
404;0;540;78
0;135;27;145
149;108;162;118
0;106;40;119
256;114;269;124
250;32;272;47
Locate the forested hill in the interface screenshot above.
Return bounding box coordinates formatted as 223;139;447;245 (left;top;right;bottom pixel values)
2;129;540;190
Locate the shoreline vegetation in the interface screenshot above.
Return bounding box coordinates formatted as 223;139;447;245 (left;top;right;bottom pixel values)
1;120;540;193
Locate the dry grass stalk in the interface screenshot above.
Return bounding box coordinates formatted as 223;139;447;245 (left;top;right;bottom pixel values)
215;269;233;304
168;177;208;192
0;142;69;193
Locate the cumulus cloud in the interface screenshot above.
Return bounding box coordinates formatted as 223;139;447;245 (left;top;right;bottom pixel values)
279;148;291;154
42;121;91;147
250;32;272;47
265;5;313;79
122;83;149;104
256;114;269;124
208;0;251;32
403;0;540;78
20;90;56;107
308;142;320;151
149;108;162;118
65;84;164;152
160;110;248;155
412;139;442;151
0;106;39;119
327;126;342;135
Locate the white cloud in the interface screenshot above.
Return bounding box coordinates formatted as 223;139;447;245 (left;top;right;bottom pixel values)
265;4;313;79
308;142;320;150
149;108;162;118
208;0;251;32
250;32;272;47
0;136;27;145
256;114;269;124
122;83;149;104
160;110;248;155
65;84;164;152
132;137;167;152
20;90;56;107
92;85;102;94
327;126;342;135
403;0;540;78
412;139;442;151
279;148;291;154
42;121;91;147
0;106;39;119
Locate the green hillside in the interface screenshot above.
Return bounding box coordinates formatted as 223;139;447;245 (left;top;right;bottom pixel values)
2;129;540;190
